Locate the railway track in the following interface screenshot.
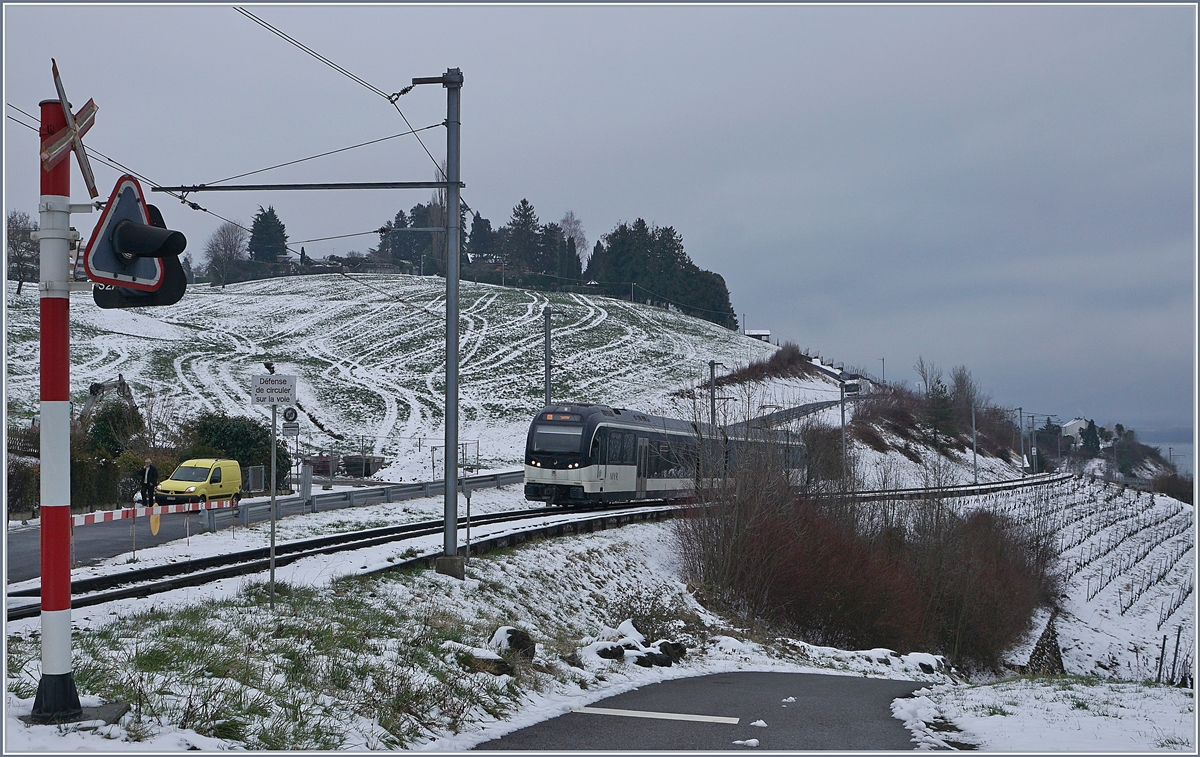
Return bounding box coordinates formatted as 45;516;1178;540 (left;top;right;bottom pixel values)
6;472;1072;623
6;501;676;622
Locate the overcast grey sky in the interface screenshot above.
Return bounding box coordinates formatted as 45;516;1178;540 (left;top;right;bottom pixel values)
4;4;1195;438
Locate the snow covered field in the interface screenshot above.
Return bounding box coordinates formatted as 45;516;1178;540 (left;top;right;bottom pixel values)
5;276;1194;750
6;475;1194;750
6;276;1021;486
5;276;778;480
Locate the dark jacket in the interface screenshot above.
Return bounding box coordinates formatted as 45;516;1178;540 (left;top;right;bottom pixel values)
141;464;159;487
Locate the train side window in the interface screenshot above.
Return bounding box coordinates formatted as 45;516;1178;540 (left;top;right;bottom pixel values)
622;432;636;465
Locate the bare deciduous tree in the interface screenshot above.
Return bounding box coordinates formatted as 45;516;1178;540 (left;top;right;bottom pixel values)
913;355;942;395
560;210;588;267
204;221;249;286
7;209;38;295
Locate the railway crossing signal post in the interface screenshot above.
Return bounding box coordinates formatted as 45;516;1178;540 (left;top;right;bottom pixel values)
31;59;106;723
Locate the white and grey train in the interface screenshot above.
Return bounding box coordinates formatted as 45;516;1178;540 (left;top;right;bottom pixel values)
523;403;803;506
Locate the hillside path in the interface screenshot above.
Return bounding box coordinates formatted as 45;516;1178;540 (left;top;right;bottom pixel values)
472;671;922;750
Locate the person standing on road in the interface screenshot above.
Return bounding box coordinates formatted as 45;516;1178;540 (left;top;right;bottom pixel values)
141;458;159;506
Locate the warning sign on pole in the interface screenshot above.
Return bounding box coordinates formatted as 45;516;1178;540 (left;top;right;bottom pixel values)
251;375;296;406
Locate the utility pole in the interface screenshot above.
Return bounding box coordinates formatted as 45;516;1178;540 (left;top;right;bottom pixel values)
1018;407;1025;477
708;361;729;429
880;357;885;384
972;402;978;485
709;360;718;428
414;68;465;579
838;375;861;491
543;305;551;406
631;281;635;303
269;403;277;608
841;380;847;490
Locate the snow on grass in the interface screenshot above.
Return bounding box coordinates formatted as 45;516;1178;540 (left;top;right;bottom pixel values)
6;464;1192;750
948;477;1196;681
5;276;776;482
879;475;1197;751
894;677;1195;751
5;519;952;751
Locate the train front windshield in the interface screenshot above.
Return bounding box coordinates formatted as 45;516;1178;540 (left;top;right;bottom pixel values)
532;425;584;454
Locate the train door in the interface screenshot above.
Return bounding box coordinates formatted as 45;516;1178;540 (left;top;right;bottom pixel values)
636;437;648;499
594;430;606;481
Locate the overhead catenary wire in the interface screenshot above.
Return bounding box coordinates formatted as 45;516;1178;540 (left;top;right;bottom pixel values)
233;7;390;99
203;123;443;186
233;7;445;181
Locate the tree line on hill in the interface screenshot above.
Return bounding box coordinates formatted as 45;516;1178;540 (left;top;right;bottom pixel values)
127;194;738;330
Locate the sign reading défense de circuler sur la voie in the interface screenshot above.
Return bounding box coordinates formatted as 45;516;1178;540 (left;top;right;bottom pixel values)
252;375;297;406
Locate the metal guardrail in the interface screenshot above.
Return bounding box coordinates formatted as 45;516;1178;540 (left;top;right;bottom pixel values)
204;470;525;531
829;472;1073;502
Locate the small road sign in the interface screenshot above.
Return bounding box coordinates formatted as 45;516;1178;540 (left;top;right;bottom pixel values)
282;422;300;437
42;59;99;199
282;407;298;423
252;374;296;406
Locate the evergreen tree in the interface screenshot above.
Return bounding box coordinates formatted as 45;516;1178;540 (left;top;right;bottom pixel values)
408;203;435;274
466;212;499;263
563;236;583;280
180;254;195;284
501;199;540;272
374;209;418;267
1081;420;1101;457
584;219;736;328
539;222;566;277
247;206;288;264
924;377;957;444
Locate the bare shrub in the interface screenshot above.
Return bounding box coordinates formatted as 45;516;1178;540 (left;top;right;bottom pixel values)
914;511;1060;671
675;432;1060;671
6;455;39;515
768;505;924;650
671;342;819;398
1153;473;1194;505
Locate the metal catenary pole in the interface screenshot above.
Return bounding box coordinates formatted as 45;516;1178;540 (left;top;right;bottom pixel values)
1018;407;1025;477
709;360;718;429
840;380;847;490
972;402;979;485
32;97;83;722
443;69;463;562
269;403;277;608
544;305;552;406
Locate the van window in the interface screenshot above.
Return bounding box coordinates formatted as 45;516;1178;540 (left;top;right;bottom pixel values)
170;466;209;482
210;466;222;484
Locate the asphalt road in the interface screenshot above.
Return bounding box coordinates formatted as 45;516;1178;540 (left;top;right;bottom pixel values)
473;671;923;751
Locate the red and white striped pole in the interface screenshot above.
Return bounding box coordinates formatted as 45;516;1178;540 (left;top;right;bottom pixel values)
31;97;82;723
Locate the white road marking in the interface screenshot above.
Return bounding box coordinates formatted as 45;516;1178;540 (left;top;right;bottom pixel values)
571;706;739;724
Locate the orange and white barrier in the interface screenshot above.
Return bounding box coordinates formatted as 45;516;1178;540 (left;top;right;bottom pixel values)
71;499;236;527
